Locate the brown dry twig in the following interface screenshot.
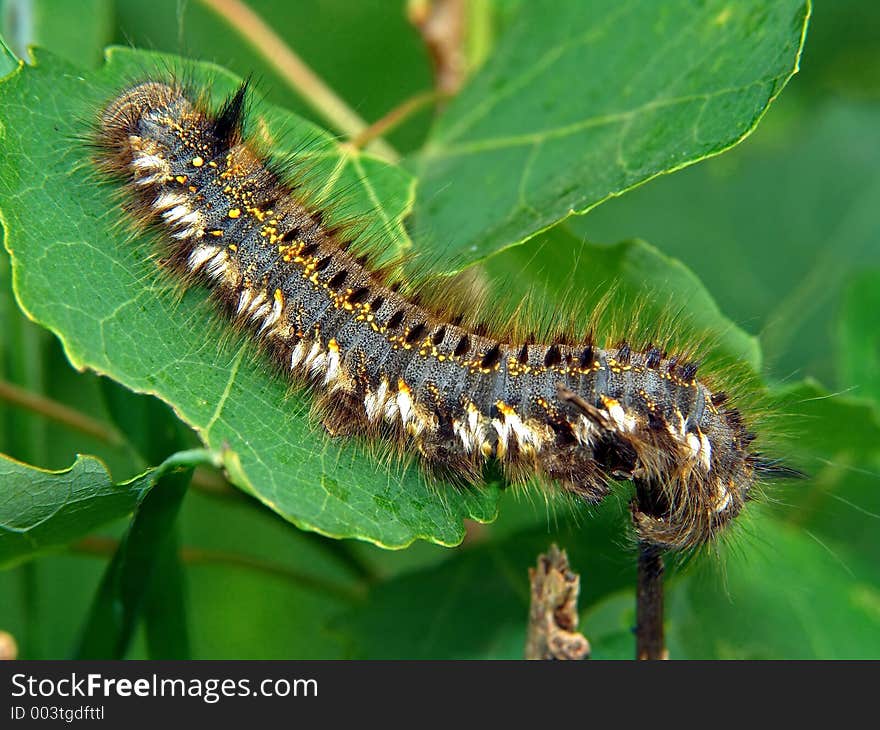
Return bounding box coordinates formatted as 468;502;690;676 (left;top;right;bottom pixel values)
525;544;590;660
408;0;467;97
201;0;399;160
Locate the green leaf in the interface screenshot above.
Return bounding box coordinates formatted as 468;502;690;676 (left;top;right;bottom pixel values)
338;498;635;659
0;47;498;549
0;0;113;68
0;452;152;567
143;523;190;660
74;467;191;659
667;509;880;659
838;271;880;406
768;379;880;561
0;31;19;77
411;0;810;264
573;98;880;386
481;226;761;370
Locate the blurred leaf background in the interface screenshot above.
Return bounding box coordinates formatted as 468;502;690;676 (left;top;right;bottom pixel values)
0;0;877;659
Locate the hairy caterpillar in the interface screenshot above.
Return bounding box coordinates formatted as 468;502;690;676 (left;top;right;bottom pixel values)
94;78;786;551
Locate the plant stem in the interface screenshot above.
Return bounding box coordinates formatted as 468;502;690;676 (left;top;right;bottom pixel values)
72;536;365;604
186;468;380;583
350;90;441;151
0;378;124;445
200;0;399;161
636;541;666;660
408;0;467;96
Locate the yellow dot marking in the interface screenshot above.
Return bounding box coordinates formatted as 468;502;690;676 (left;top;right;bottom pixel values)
328;337;339;354
175;175;188;185
228;208;241;219
600;395;620;410
209;230;223;237
192;156;204;167
274;288;285;308
496;401;516;418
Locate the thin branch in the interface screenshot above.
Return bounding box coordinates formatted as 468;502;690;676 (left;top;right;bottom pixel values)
200;0;399;161
525;544;590;660
185;467;380;583
72;536;365;604
0;378;124;446
408;0;467;97
350;89;442;151
190;466;238;498
636;541;667;660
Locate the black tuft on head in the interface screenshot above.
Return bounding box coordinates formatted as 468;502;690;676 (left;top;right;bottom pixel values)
213;80;250;149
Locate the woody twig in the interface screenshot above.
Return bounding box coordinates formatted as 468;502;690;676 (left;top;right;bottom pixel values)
525;544;590;660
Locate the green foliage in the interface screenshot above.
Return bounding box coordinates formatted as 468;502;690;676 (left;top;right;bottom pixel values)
413;0;809;262
0;453;151;567
0;47;494;548
75;467;191;659
0;0;877;660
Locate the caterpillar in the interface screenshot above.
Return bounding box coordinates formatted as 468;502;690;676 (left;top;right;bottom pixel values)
94;78;784;552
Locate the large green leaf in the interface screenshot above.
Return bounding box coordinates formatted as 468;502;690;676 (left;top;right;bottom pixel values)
411;0;810;264
0;0;113;68
481;226;761;370
667;509;880;659
573;98;880;386
338;497;636;659
770;379;880;561
0;452;153;567
0;48;497;549
340;500;880;659
74;467;191;659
